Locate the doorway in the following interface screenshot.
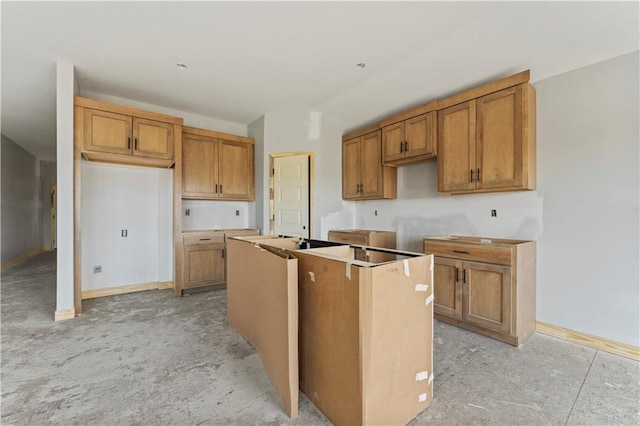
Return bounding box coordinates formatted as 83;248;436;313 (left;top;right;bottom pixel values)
270;153;313;238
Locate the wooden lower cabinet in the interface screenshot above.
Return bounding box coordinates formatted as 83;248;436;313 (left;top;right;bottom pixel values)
183;233;226;292
179;229;260;295
426;236;535;346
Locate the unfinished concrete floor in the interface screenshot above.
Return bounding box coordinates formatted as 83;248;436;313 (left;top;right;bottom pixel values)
2;252;639;425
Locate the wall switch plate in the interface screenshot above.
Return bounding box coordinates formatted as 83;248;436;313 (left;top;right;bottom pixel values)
93;265;102;274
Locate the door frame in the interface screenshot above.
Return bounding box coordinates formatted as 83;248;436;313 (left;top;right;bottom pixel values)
269;152;314;238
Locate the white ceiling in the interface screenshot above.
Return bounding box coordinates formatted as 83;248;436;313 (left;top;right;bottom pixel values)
2;1;638;162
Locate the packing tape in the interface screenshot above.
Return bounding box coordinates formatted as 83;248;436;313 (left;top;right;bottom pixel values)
418;393;427;402
415;371;429;381
403;259;410;277
346;262;351;280
428;373;434;385
308;271;315;283
425;294;434;306
415;284;428;292
430;257;434;272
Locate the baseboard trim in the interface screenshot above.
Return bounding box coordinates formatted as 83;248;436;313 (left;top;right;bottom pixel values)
536;321;639;361
157;281;173;290
1;247;46;270
54;308;75;321
82;281;173;300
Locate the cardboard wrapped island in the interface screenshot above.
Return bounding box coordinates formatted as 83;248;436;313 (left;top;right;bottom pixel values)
226;236;434;425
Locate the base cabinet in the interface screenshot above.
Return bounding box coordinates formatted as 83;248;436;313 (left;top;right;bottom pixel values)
327;229;396;263
179;229;260;295
425;236;535;346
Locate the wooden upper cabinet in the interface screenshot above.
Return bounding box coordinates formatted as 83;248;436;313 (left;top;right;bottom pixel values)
382;111;437;166
83;109;132;155
438;83;536;194
75;97;182;168
342;129;396;200
182;127;254;201
219;139;254;200
133;118;174;160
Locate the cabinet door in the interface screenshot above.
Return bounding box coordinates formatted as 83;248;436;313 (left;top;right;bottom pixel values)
381;121;405;163
183;243;225;289
132;118;173;160
182;135;218;198
342;138;361;200
463;261;511;333
433;257;463;319
83;108;132;155
359;131;384;198
437;101;477;192
477;86;524;190
218;139;254;200
405;112;436;159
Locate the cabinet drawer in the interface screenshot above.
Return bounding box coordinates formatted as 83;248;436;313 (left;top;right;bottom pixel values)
328;231;368;246
424;241;511;266
184;233;224;246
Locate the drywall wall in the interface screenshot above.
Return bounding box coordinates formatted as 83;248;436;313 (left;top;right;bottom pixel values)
354;52;638;346
248;115;265;232
56;60;77;313
0;134;42;263
535;51;639;346
81;162;173;290
258;110;355;238
41;161;56;250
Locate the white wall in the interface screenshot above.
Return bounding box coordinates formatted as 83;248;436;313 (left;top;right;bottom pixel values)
535;51;639;346
248;115;265;232
259;110;355;238
56;60;77;313
354;52;639;346
81;162;172;290
1;134;43;262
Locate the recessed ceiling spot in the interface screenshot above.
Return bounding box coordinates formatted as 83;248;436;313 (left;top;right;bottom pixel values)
177;63;188;70
355;63;366;69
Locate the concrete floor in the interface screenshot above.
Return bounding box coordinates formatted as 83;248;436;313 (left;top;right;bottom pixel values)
1;252;639;425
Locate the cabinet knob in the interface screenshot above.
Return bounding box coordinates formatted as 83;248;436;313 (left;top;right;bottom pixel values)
404;141;408;152
477;168;481;181
134;138;138;150
400;141;404;152
470;169;475;183
127;137;131;149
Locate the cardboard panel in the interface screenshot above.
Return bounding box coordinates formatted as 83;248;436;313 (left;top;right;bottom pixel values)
226;237;299;418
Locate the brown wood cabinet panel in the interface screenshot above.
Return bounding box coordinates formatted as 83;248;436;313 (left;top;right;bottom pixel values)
133;117;174;160
183;242;225;289
477;86;523;190
328;229;396;263
342;138;361;199
382;112;436;166
342;130;396;200
182;135;216;197
83;108;132;155
438;101;476;192
360;131;384;198
433;257;463;319
464;261;511;334
425;236;535;346
182;128;254;201
219;139;253;200
438;83;535;194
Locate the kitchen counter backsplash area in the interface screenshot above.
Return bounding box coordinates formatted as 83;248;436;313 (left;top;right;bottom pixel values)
181;199;255;231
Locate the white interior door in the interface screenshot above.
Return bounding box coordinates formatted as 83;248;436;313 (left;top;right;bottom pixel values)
273;155;310;238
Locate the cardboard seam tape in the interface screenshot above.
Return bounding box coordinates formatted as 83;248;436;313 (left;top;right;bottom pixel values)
415;371;429;381
403;259;410;277
425;294;434;306
415;284;428;292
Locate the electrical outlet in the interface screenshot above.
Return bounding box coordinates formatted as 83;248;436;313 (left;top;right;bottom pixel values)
374;210;378;216
235;210;240;216
121;229;128;237
93;265;102;274
491;209;497;217
185;208;190;216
